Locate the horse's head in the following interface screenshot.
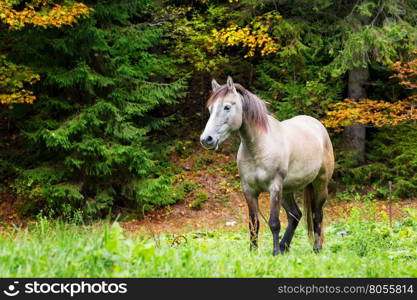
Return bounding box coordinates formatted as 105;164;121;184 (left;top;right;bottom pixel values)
200;76;243;150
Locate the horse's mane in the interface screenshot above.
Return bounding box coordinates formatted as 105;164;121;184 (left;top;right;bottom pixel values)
206;83;269;131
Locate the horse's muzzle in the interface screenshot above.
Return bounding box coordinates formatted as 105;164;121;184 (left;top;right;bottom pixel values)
200;135;217;150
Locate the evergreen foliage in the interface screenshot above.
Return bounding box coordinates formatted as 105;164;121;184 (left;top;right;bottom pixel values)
337;124;417;198
1;0;186;218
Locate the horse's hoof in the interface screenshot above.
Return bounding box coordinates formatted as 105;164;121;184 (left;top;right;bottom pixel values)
280;248;290;254
313;247;322;254
272;249;283;256
279;243;290;253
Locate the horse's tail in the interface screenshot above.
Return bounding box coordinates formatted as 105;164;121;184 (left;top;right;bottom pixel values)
303;183;314;241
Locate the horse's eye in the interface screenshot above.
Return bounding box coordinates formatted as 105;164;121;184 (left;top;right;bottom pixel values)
224;105;231;111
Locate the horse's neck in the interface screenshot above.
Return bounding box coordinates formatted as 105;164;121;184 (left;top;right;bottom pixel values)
239;118;271;158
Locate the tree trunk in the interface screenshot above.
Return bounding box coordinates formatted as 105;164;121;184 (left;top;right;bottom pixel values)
343;67;369;164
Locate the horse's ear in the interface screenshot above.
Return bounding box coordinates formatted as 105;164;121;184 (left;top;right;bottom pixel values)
211;78;220;91
226;76;236;93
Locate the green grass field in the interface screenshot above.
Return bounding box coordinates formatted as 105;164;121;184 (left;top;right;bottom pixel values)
0;204;416;277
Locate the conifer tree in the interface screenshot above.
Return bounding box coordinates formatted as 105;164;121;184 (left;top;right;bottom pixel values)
2;0;186;217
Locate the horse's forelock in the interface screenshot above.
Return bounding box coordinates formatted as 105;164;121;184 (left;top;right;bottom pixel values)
206;84;269;131
206;85;228;107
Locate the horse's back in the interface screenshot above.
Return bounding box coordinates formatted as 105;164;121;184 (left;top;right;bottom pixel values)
283;115;333;155
281;115;334;189
283;115;329;141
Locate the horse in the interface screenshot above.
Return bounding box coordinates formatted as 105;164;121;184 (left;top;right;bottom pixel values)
200;76;334;255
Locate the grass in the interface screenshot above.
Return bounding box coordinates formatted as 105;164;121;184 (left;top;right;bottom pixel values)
0;204;416;277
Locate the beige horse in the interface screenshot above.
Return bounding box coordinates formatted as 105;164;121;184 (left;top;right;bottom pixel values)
200;76;334;255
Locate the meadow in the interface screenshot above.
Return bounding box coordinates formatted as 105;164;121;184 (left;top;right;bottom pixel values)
0;203;416;278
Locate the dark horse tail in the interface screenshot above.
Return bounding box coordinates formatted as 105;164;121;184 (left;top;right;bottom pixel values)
303;183;314;241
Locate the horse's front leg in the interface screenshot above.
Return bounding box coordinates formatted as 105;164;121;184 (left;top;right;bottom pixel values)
269;179;283;256
243;186;259;251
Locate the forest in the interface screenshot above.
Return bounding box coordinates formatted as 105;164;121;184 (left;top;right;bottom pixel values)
0;0;417;278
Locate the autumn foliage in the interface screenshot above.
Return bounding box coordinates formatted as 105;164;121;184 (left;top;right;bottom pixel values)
0;56;40;104
323;98;416;131
0;0;91;105
324;53;417;130
0;0;91;30
390;51;417;94
209;12;281;58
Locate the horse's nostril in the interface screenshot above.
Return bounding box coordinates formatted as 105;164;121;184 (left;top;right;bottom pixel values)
200;135;215;148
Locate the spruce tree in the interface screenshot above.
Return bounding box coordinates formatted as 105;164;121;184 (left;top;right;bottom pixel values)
2;0;186;218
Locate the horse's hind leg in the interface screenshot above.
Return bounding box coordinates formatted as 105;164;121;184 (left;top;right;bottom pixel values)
279;193;302;252
312;179;328;253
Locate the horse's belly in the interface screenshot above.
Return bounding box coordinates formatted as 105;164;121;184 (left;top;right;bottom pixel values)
283;167;320;191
